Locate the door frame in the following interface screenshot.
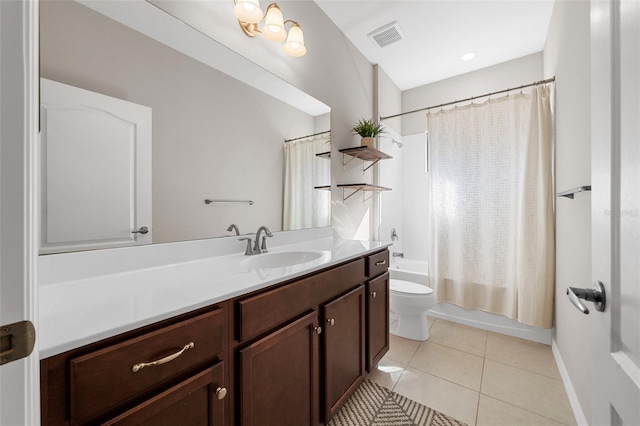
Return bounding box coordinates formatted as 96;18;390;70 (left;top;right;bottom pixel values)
0;0;40;424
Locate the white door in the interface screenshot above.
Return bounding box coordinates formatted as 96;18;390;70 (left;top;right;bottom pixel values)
0;0;40;424
40;78;152;253
591;0;640;424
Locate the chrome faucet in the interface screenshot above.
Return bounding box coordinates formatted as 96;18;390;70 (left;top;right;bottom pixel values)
227;223;240;236
254;226;273;254
392;252;404;258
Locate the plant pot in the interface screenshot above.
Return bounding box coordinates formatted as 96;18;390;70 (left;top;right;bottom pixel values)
361;137;374;148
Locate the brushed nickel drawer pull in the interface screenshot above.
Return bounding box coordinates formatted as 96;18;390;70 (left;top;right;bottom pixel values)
131;342;195;373
375;260;386;266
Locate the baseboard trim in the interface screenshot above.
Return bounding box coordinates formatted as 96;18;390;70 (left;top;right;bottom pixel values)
551;338;589;426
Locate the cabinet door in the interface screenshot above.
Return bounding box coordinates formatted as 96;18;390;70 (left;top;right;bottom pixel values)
324;285;366;421
102;362;226;426
239;311;321;426
366;272;389;371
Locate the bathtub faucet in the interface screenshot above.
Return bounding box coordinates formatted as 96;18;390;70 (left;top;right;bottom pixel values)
392;252;404;258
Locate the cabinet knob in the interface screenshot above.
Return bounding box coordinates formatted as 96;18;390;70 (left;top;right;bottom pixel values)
327;318;335;326
314;326;322;335
371;291;377;298
216;387;227;400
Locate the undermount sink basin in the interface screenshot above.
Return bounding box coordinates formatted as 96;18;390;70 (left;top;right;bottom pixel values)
241;251;327;269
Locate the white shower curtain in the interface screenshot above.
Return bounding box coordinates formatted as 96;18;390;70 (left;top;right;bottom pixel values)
427;86;554;328
283;136;331;230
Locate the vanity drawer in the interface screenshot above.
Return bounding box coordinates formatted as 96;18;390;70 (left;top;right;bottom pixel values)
366;250;389;278
69;307;225;425
237;258;365;342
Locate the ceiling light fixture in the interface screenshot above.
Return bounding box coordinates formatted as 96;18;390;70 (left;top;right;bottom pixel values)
461;51;477;61
233;0;307;57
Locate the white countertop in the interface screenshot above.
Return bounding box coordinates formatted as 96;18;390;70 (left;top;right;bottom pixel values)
39;234;389;358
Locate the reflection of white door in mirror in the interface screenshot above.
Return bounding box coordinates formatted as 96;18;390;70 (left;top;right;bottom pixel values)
40;78;152;254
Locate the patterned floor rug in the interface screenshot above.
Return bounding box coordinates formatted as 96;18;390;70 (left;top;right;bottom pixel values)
328;380;468;426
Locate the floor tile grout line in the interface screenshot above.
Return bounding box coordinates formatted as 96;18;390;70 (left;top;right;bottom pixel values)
484;357;565;381
479;394;572;425
475;353;486;425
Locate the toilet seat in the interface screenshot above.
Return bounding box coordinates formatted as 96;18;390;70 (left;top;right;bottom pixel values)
390;279;433;295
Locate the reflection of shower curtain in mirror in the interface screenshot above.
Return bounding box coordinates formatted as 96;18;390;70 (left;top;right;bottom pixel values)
283;136;331;230
427;86;554;328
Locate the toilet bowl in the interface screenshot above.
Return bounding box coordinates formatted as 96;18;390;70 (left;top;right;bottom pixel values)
389;279;435;341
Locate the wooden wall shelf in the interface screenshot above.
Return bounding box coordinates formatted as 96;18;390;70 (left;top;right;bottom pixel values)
337;184;391;202
339;146;392;172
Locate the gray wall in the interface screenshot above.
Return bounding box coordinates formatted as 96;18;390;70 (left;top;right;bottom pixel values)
543;0;592;422
40;1;316;244
401;53;544;135
165;1;377;239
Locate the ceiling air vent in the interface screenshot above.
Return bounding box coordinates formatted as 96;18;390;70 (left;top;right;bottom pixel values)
367;21;405;48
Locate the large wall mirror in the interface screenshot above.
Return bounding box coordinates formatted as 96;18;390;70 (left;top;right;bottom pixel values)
39;0;331;254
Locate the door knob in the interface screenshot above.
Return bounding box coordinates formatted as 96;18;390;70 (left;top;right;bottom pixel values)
566;281;606;314
132;226;149;235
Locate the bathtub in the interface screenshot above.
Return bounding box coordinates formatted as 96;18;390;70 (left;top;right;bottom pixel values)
389;258;553;344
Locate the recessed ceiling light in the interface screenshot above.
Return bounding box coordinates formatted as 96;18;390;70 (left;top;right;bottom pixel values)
462;51;477;61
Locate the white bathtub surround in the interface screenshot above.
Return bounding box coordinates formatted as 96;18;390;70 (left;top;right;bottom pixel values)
427;86;555;329
38;227;390;357
390;258;552;344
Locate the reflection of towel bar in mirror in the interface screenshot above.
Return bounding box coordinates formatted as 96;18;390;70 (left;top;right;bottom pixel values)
204;199;255;205
557;186;591;199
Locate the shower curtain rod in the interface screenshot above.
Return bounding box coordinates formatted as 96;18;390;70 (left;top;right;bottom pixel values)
379;77;556;121
284;130;331;143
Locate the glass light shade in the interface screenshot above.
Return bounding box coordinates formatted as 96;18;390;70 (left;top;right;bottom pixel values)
261;5;286;42
284;24;306;57
234;0;263;24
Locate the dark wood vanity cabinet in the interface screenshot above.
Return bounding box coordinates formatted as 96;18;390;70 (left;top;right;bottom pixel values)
40;304;228;426
40;249;389;426
323;285;366;420
234;250;388;425
238;311;321;426
365;249;390;371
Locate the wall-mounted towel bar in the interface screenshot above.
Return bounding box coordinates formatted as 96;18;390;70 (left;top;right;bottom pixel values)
204;199;254;205
557;186;591;199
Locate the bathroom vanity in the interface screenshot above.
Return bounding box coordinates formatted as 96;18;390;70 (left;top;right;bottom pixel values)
39;235;389;425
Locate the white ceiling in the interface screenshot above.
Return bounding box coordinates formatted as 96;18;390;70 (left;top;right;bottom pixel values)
314;0;556;91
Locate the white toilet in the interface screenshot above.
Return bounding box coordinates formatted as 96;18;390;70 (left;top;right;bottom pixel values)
389;279;436;341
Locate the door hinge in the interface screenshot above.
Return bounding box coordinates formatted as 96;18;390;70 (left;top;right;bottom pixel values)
0;320;36;366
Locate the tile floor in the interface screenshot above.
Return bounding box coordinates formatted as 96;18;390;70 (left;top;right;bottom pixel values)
366;318;576;426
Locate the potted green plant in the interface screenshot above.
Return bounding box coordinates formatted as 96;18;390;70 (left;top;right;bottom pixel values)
352;118;386;148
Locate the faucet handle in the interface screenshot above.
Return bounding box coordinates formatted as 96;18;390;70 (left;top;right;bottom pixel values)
260;234;274;253
238;237;255;255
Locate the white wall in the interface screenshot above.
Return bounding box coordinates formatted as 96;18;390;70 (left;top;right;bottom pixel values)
543;0;592;423
40;1;316;244
375;65;403;243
